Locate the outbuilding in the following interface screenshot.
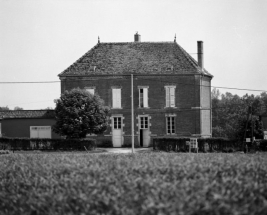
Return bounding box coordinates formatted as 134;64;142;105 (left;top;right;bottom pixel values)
0;110;60;139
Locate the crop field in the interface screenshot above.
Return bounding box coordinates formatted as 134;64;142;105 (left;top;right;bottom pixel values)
1;152;267;215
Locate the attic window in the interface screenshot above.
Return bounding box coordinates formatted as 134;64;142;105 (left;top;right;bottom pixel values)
89;66;96;72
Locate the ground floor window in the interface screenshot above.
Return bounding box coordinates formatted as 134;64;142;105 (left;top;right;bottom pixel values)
166;116;175;135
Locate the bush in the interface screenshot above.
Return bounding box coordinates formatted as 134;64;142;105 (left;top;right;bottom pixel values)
97;139;113;148
152;137;242;152
0;138;96;151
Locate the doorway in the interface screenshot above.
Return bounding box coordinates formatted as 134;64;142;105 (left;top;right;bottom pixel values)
139;116;150;147
112;117;123;147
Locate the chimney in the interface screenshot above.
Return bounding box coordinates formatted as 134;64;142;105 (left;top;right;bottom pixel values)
134;32;141;42
197;41;203;70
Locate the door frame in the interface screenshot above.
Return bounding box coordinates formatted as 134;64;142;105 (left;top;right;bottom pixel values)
138;115;150;147
111;115;124;147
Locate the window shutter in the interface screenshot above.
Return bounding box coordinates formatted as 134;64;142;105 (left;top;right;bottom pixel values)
113;89;121;108
166;87;170;107
116;89;121;108
170;87;175;107
143;88;148;107
87;88;95;95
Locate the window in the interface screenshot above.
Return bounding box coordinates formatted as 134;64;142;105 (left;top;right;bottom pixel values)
165;86;176;107
140;116;148;129
166;116;175;134
86;88;95;95
0;123;1;137
30;126;52;138
113;117;122;129
112;88;121;108
139;87;148;108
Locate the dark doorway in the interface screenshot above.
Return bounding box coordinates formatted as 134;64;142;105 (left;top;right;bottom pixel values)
140;129;143;147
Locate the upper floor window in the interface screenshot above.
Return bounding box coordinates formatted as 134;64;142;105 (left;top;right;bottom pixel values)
112;88;121;108
85;87;95;96
139;87;148;108
165;86;176;107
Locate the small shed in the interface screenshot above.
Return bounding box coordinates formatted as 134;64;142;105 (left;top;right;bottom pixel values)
0;110;60;139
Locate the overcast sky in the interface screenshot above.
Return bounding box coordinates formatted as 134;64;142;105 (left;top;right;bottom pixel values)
1;0;267;110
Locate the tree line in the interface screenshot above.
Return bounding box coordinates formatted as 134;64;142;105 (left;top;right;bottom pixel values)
212;89;267;140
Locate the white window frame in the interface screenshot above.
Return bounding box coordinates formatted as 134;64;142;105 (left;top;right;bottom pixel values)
166;115;176;135
113;117;122;129
138;86;149;108
140;116;149;129
85;87;95;96
165;86;176;107
112;88;122;109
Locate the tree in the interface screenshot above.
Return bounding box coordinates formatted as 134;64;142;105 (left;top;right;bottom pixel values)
14;106;23;110
0;106;9;111
211;90;265;140
53;88;110;139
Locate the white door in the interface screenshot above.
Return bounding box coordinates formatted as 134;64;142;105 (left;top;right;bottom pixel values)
30;126;51;138
112;117;122;147
139;116;150;147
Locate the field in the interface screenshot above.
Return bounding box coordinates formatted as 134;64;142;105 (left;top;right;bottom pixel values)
1;152;267;215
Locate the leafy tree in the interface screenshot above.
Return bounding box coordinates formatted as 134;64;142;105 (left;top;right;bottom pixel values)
212;90;265;140
0;106;9;111
14;106;23;110
53;88;110;139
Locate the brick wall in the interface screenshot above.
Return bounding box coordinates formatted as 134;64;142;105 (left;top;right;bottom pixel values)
60;74;212;145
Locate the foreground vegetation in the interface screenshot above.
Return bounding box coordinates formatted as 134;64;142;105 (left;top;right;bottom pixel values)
1;153;267;215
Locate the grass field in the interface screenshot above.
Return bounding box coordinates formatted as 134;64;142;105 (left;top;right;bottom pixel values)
1;152;267;215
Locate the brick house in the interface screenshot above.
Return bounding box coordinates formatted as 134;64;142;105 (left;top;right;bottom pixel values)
58;33;213;147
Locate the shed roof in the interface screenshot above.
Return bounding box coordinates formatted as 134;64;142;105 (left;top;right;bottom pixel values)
59;42;212;77
0;110;55;119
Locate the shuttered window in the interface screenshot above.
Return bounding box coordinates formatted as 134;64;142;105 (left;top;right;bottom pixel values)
139;87;148;108
112;88;121;108
165;86;176;107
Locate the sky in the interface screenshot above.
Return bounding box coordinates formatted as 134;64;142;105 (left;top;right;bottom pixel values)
1;0;267;110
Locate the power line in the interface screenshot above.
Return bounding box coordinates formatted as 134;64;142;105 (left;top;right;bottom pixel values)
0;78;266;93
0;81;60;84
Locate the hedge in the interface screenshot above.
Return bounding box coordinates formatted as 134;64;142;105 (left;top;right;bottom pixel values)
152;137;267;152
0;137;96;151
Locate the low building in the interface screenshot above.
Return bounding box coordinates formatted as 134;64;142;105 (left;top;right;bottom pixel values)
0;110;60;139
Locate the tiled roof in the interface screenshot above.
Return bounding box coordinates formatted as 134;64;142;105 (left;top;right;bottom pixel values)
59;42;212;77
0;110;55;119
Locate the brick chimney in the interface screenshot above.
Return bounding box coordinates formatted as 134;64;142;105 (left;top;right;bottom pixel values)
197;41;203;70
134;32;141;42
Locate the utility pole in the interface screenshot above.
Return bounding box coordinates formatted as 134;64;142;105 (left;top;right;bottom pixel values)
243;105;252;150
131;74;135;153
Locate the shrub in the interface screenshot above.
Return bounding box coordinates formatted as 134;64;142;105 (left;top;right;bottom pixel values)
0;137;96;151
152;137;242;152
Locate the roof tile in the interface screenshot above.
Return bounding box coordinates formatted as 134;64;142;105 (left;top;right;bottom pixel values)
59;42;212;77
